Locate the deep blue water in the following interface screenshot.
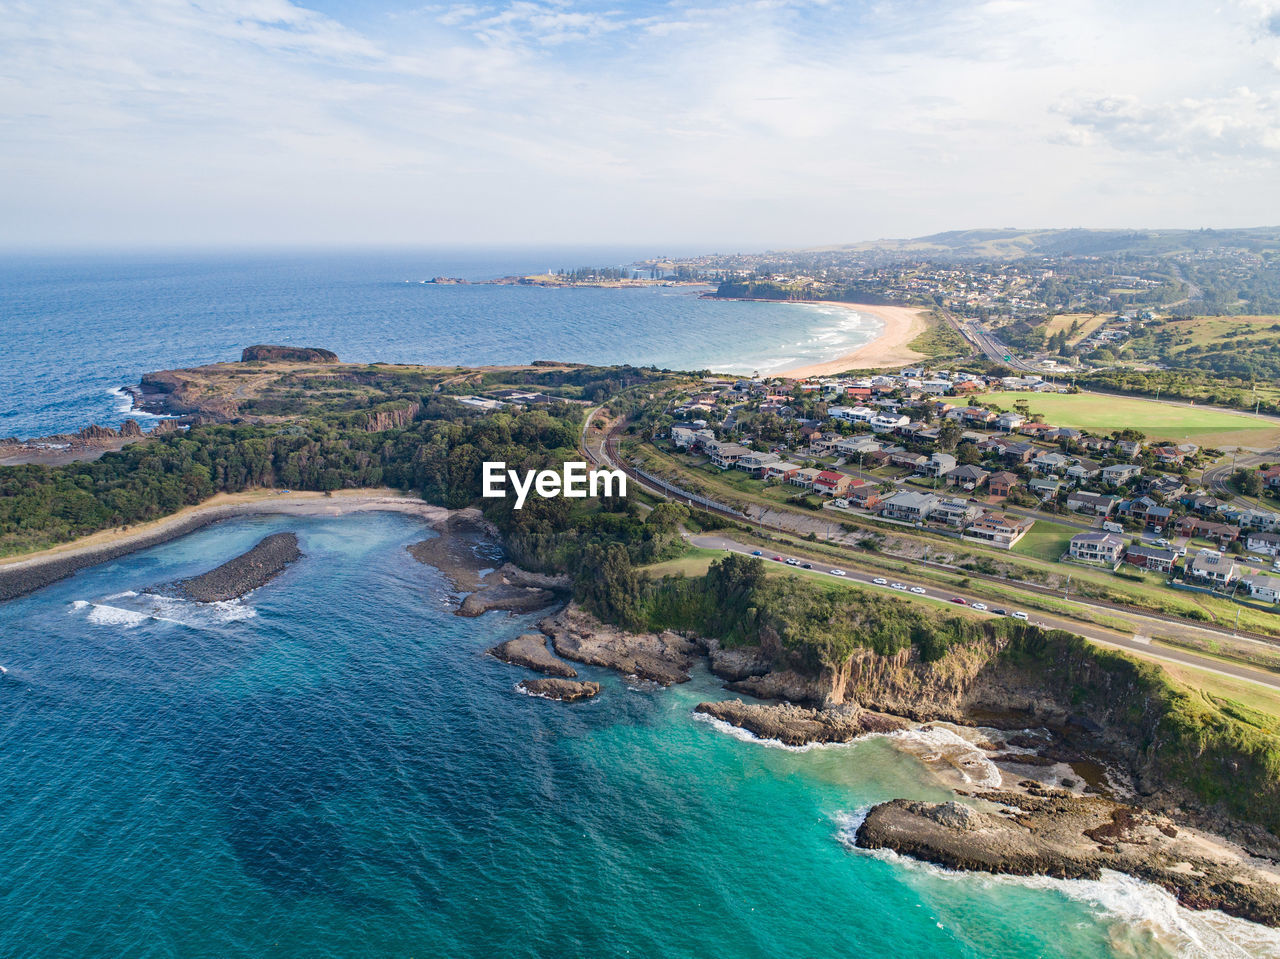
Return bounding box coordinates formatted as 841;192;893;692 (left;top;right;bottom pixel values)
0;512;1272;958
0;249;879;439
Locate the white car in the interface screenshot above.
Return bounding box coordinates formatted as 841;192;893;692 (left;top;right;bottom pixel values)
872;577;888;586
1011;611;1029;620
909;586;926;595
891;582;907;591
1154;538;1170;548
972;602;988;611
830;568;846;576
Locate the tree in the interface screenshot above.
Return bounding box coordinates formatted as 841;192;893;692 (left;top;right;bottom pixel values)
1235;468;1263;497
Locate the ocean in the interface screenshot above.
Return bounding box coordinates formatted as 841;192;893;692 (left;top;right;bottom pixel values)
0;249;879;440
2;512;1276;958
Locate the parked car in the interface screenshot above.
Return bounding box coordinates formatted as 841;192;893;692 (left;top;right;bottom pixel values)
891;582;906;591
1011;611;1029;620
972;602;988;611
785;558;800;566
872;577;888;585
1155;538;1170;548
910;586;926;595
772;555;784;561
801;563;812;569
751;550;763;556
950;596;967;605
992;608;1008;616
830;568;846;576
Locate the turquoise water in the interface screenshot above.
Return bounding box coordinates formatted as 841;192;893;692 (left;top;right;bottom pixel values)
0;251;878;439
1;512;1273;957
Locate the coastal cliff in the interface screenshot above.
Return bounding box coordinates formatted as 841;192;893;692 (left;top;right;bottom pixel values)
241;345;339;363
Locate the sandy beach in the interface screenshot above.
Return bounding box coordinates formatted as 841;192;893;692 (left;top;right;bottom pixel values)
0;488;451;601
779;302;929;378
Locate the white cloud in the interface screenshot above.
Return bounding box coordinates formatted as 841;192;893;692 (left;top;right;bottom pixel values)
2;0;1280;247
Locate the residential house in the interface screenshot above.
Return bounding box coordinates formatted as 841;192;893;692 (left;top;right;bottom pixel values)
1001;442;1036;465
946;465;990;491
890;451;929;471
1151;445;1188;466
932;498;980;527
1119;495;1158;523
1143;476;1186;501
1145;506;1173;531
1068;531;1125;565
1028;477;1062;499
1124;544;1177;573
870;413;910;433
847;485;883;510
1186;549;1240;587
1031;451;1071;475
811;471;854;497
1114;439;1142;460
1247;531;1280;556
987;471;1018;498
994;411;1026;431
1174;517;1240;545
962;512;1034;549
879;490;939;523
1066;491;1119;517
1065;458;1102;485
708;442;751;469
790;467;822;489
1262;466;1280;491
920;452;958;478
1243;574;1280;603
737;451;780;476
764;462;802;482
1100;463;1141;485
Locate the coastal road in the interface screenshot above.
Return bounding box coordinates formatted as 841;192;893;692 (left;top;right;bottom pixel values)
585;419;1280;689
689;532;1280;693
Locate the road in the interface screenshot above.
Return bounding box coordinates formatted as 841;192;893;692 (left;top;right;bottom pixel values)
689;532;1280;693
584;417;1280;691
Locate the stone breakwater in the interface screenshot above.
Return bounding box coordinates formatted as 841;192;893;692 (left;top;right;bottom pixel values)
163;532;301;602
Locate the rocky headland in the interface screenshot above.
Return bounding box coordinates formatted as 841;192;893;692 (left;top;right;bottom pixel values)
161;531;302;602
855;789;1280;927
538;603;699;686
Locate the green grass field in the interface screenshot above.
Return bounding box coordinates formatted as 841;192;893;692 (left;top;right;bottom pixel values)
1010;520;1075;562
979;390;1280;446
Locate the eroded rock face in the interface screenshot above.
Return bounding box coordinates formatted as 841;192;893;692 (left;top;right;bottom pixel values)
517;678;601;702
489;635;579;678
855;792;1280;928
694;699;908;747
539;604;698;685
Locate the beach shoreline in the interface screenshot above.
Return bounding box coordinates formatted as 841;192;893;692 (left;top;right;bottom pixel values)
0;488;449;602
724;300;928;377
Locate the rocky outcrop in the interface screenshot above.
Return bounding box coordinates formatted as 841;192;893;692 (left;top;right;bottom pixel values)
459;582;558;616
362;402;420;432
695;700;908;746
490;634;579;677
240;345;339;364
517;678;601;702
539;603;699;685
700;637;772;682
162;532;301;602
855;791;1280;928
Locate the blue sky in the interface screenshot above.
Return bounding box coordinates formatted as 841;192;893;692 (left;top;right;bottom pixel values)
3;0;1280;249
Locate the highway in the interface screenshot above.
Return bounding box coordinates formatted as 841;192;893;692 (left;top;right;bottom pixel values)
580;410;1280;693
689;531;1280;692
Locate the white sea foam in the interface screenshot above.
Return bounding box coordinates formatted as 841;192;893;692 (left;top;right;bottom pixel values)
73;593;256;629
833;813;1280;958
883;724;1004;789
108;386;174;421
691;710;859;753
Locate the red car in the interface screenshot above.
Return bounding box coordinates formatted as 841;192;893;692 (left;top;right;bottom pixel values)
950;596;968;605
772;556;784;561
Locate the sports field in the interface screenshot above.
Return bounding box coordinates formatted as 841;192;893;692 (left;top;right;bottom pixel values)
979;390;1280;447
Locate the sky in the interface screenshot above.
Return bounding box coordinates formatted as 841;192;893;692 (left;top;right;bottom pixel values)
3;0;1280;250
